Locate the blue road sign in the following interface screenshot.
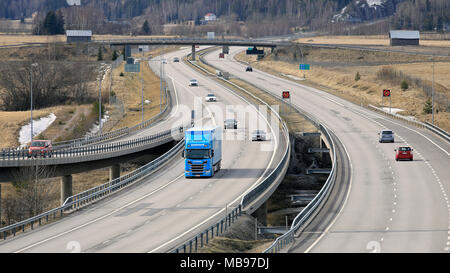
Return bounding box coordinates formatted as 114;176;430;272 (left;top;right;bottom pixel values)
299;64;310;70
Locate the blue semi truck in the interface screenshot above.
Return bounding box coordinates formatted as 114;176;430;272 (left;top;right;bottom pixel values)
183;127;222;178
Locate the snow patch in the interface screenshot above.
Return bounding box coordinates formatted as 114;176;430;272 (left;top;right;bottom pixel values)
366;0;385;7
19;113;56;147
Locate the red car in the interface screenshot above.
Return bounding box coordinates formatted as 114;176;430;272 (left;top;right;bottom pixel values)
28;140;52;158
395;146;413;161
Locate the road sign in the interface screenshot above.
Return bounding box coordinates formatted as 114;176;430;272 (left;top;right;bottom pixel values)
246;47;264;55
383;89;391;97
299;64;310;70
282;91;290;99
125;63;140;72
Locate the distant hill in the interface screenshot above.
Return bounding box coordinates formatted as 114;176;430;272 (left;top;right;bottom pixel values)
0;0;448;35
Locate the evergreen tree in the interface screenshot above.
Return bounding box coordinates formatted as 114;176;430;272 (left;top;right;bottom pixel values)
142;20;151;35
43;11;58;35
97;47;103;61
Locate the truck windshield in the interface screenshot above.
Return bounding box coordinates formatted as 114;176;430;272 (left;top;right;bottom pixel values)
186;149;210;159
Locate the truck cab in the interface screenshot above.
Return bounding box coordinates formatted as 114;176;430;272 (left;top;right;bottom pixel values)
183;127;222;178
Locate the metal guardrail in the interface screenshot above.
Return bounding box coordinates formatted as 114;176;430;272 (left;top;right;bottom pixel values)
0;126;186;167
196;47;339;253
0;138;185;240
263;123;336;253
95;37;291;47
368;105;450;142
1;68;173;166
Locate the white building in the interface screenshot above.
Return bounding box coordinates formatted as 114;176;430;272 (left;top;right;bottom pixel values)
204;13;217;22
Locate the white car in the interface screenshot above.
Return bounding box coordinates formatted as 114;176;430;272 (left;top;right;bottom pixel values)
189;79;198;86
205;94;217;102
251;130;266;141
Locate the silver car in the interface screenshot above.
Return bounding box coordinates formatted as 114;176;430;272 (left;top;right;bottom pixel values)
378;130;394;143
224;119;237;129
252;130;266;141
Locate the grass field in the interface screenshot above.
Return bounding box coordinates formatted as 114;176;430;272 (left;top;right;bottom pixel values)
236;44;450;132
296;35;450;47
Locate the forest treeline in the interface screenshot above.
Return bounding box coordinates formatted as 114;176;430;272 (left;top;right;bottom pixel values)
0;0;449;35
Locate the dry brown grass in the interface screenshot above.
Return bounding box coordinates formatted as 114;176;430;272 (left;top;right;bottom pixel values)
0;34;65;46
296;35;450;47
236;48;450;132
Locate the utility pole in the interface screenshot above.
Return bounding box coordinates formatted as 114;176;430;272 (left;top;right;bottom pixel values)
141;61;144;123
432;57;435;124
30;63;38;144
98;77;102;135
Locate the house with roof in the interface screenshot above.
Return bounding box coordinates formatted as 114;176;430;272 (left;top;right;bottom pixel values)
204;13;217;22
66;30;92;43
389;30;420;46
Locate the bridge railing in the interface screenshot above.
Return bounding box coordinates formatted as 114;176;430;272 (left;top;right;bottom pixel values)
0;136;185;240
195;46;339;253
170;48;291;253
0;125;186;167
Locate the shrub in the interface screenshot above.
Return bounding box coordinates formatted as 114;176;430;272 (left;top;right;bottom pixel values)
423;98;432;114
355;72;361;81
401;80;409;91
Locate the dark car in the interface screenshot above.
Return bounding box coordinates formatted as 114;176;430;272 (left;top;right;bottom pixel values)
246;66;253;72
224;119;238;129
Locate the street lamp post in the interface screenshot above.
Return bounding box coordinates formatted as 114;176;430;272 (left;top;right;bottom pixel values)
432;57;435;124
98;76;102;135
30;63;38;144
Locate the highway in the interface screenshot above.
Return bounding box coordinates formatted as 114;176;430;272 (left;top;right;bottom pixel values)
205;47;450;252
0;46;287;253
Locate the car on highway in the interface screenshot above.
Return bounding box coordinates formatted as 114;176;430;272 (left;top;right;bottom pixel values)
189;79;198;86
246;66;253;72
173;57;180;62
378;130;394;143
224;119;238;130
395;146;413;161
251;129;266;141
205;93;217;102
28;140;52;158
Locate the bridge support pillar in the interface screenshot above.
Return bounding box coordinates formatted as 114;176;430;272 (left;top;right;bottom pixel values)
252;201;267;226
109;164;120;181
61;174;72;205
191;45;196;61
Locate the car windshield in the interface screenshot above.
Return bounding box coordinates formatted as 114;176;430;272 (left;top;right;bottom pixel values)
382;131;393;135
253;130;264;134
186;149;210;159
225;119;236;124
399;147;411;151
31;141;46;147
207;94;215;97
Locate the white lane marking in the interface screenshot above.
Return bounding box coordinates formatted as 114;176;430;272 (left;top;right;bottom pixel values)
231;47;450;252
14;173;184;253
148;51;282;253
304;138;353;253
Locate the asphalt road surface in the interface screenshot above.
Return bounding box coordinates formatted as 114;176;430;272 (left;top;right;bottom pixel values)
0;46;287;253
206;47;450;253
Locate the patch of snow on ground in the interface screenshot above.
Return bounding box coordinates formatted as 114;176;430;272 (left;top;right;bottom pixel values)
366;0;384;7
85;114;110;137
19;113;56;147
